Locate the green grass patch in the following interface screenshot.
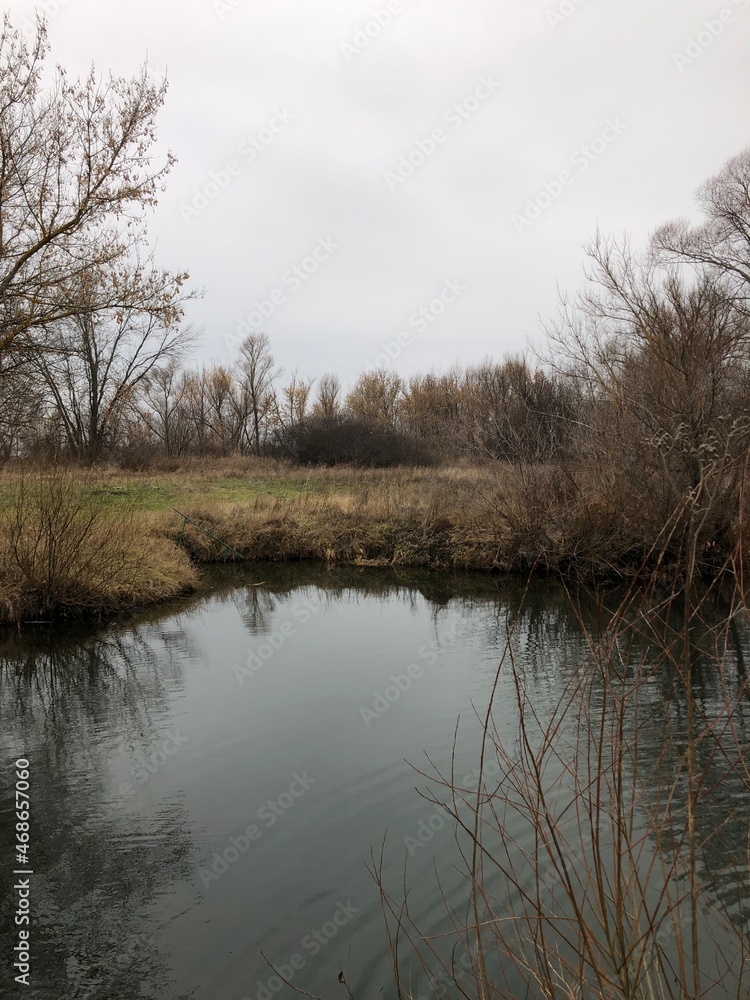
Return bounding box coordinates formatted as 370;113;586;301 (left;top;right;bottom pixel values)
40;473;347;514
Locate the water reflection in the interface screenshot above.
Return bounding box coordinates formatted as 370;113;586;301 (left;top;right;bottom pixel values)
0;628;196;999
625;597;750;936
0;567;748;999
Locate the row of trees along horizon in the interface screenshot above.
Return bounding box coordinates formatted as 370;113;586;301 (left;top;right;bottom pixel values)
3;21;750;516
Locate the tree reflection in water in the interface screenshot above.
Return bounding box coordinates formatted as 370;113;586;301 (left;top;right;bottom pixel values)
0;627;196;1000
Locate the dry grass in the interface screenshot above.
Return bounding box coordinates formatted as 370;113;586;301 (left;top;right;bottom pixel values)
0;456;746;622
161;464;509;570
157;459;745;581
0;467;198;623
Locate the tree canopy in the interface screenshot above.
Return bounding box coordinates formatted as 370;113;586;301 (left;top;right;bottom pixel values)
0;15;191;359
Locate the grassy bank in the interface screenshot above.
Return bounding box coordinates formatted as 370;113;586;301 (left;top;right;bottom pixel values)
0;457;745;623
0;466;200;623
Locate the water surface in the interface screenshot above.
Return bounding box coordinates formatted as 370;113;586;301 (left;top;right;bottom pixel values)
0;566;747;998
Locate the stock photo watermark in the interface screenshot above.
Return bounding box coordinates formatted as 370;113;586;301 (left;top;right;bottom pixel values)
180;108;295;223
340;1;403;61
213;0;248;20
11;758;32;987
384;75;501;191
672;0;748;72
403;804;453;856
403;757;504;856
18;0;73;38
247;900;361;999
359;616;461;726
224;238;339;350
232;594;324;684
511;116;628;234
198;771;316;888
546;0;591;30
365;278;467;371
77;729;189;832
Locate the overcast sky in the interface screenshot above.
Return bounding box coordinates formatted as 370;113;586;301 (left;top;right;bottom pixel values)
7;0;750;387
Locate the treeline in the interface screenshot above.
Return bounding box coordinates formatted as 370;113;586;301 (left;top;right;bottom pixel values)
4;135;750;485
0;337;577;465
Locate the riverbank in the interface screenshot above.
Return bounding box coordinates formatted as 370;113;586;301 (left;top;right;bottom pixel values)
0;458;743;623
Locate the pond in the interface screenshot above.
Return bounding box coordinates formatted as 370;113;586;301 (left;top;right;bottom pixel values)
0;565;748;999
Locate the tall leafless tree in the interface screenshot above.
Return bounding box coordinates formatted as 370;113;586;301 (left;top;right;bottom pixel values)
27;270;194;459
0;16;192;359
652;146;750;308
235;333;281;455
137;360;197;458
311;372;341;420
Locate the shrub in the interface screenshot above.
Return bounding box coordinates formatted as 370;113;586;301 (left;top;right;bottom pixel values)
0;466;196;620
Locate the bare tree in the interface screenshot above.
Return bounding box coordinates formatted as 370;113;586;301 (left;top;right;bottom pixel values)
462;359;574;463
548;231;750;565
277;371;313;429
652;146;750;307
0;360;48;460
400;369;463;457
234;333;281;455
27;270;195;459
311;372;341;420
271;371;314;458
137;360;196;457
201;365;242;456
0;16;191;357
345;369;403;429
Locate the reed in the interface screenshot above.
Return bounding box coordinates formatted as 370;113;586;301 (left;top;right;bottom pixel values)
370;539;750;998
0;465;197;622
